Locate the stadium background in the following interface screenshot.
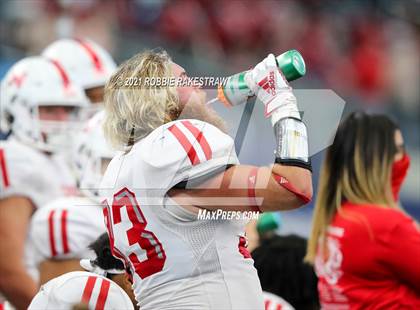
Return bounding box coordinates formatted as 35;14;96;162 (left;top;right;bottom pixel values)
0;0;419;236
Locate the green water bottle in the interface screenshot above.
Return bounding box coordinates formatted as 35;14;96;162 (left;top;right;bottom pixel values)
217;49;306;107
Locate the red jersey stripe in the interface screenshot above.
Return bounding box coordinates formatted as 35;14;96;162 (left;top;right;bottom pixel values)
168;124;200;165
74;38;104;72
181;120;212;160
61;210;70;254
0;149;10;187
48;210;57;257
81;276;97;305
102;203;130;275
95;279;111;310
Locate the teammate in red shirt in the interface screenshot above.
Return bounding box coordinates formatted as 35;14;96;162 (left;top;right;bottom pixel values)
306;112;420;309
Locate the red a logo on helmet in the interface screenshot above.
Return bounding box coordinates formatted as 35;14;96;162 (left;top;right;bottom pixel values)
8;72;27;88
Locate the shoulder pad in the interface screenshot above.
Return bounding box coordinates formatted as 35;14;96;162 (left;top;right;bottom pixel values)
133;119;239;190
0;140;61;208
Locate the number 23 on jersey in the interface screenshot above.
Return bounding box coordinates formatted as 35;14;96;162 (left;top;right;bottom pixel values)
102;187;166;279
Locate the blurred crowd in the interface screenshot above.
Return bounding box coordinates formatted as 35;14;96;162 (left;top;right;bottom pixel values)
1;1;419;110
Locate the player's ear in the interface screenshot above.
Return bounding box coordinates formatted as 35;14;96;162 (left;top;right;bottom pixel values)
124;272;133;285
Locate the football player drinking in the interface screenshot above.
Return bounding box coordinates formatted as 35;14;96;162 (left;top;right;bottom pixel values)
101;50;313;309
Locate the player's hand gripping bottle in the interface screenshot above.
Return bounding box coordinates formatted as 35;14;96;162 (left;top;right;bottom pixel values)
216;50;305;107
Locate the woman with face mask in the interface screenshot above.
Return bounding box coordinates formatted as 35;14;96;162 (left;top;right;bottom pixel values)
305;112;420;309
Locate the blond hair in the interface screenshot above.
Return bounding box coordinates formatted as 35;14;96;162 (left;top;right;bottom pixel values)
103;50;180;149
305;113;398;263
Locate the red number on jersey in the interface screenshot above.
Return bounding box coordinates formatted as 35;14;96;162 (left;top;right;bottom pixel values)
103;187;166;279
103;203;130;270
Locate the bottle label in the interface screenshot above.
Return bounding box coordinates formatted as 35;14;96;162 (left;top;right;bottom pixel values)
218;71;252;106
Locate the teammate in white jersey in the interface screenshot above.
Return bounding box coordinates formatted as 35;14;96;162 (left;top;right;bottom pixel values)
28;38;116;290
100;50;313;309
29;196;105;284
29;112;116;284
0;56;88;309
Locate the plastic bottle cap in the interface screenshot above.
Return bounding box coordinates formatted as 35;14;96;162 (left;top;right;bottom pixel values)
276;49;306;82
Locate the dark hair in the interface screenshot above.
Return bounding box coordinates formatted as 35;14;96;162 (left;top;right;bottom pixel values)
306;111;400;263
89;233;125;273
325;112;398;206
252;234;319;310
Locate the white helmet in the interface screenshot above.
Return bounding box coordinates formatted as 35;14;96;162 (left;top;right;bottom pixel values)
0;56;89;153
28;271;134;310
42;38;117;91
73;111;116;200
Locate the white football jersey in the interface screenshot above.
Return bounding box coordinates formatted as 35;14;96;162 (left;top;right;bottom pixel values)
0;138;79;304
29;196;106;268
0;138;78;208
101;119;264;310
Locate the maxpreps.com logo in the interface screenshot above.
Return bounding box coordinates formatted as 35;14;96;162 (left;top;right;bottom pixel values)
258;70;276;96
197;209;260;221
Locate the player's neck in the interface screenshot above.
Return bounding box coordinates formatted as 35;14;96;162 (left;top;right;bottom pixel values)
175;103;227;133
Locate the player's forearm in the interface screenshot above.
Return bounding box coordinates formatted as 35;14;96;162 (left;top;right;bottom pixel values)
0;268;38;310
257;187;311;212
0;198;36;309
254;165;312;212
271;164;313;202
264;103;313;210
257;189;302;212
